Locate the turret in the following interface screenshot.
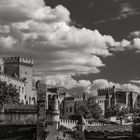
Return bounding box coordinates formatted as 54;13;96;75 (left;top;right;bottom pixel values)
36;80;47;140
46;93;60;129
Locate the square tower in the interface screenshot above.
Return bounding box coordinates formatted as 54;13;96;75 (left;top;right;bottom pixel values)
3;56;34;104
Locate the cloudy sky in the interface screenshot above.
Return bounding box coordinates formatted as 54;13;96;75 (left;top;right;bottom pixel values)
1;0;140;96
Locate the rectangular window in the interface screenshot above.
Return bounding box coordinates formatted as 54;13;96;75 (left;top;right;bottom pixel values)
70;107;73;112
66;107;68;112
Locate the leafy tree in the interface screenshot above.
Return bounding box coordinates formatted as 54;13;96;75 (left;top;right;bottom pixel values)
0;81;20;107
87;97;103;119
105;104;129;118
76;101;92;119
75;96;103;119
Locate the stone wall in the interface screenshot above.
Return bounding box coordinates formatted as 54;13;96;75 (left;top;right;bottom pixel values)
0;105;37;124
60;119;77;129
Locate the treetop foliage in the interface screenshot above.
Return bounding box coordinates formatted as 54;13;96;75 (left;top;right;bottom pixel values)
0;81;20;107
75;96;103;119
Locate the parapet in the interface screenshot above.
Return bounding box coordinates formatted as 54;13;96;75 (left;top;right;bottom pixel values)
3;56;34;67
59;119;78;129
60;119;78;125
74;96;83;101
97;86;115;96
98;87;113;92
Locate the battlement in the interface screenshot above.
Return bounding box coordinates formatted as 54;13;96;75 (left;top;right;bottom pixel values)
74;96;83;101
98;86;115;96
98;87;114;92
48;94;58;100
64;96;83;101
60;119;78;129
3;56;34;67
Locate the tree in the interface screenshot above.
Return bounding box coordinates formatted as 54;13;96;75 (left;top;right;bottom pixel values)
75;97;103;119
76;101;92;119
105;104;129;118
0;81;20;107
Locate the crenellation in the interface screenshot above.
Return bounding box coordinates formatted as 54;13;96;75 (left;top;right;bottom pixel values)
60;118;77;126
3;56;33;66
3;56;19;63
19;57;34;65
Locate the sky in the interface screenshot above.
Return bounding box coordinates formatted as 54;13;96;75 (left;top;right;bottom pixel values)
0;0;140;96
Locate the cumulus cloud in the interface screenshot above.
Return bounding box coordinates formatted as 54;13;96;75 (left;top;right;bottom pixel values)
133;38;140;49
0;0;120;76
33;76;140;97
0;0;70;24
129;31;140;39
130;80;140;84
1;0;140;79
0;36;17;48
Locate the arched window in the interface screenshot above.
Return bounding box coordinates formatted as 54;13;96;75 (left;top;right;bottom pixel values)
22;87;24;93
26;100;28;105
32;97;36;104
19;86;21;93
29;97;31;104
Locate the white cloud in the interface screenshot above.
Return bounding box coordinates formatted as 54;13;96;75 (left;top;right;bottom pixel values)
119;3;140;18
0;36;17;48
33;76;140;97
1;0;140;77
32;5;70;23
92;79;114;89
130;80;140;84
121;39;131;47
133;38;140;49
129;31;140;38
0;0;117;76
0;0;70;24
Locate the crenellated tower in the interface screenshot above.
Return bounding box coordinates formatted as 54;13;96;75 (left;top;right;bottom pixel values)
45;93;60;140
3;56;34;104
46;93;60;127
